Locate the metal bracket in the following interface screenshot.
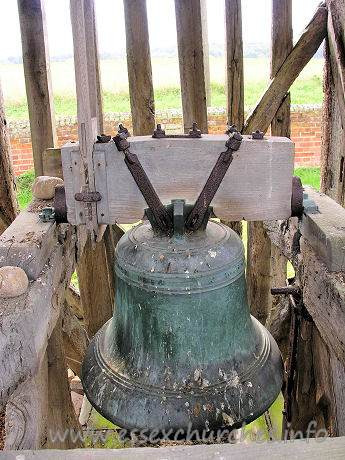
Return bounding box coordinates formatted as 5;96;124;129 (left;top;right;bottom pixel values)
39;207;56;222
152;122;202;139
74;191;102;202
185;129;243;232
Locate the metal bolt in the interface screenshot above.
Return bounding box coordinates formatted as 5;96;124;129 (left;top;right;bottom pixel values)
226;124;238;135
118;124;130;138
96;134;111;143
271;286;300;297
252;129;264;140
39;207;56;223
152;124;166;138
188;122;201;138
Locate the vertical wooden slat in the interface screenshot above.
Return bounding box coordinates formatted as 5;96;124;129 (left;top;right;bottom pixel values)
123;0;155;136
223;0;244;237
17;0;57;177
70;0;114;336
175;0;209;133
225;0;244;131
269;0;292;301
201;0;211;106
246;0;292;325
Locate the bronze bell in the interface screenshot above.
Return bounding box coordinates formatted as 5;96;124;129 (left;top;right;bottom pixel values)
82;200;283;434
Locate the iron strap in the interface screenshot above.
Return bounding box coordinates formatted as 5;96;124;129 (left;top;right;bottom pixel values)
113;130;173;233
113;124;243;234
185;131;243;232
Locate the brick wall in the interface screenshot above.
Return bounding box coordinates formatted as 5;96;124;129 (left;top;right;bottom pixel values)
9;104;322;176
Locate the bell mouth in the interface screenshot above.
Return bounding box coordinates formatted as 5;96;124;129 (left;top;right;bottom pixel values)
82;316;283;434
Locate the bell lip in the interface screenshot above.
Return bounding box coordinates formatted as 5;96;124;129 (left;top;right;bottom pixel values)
81;319;284;433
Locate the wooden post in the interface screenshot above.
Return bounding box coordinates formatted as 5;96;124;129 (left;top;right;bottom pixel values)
17;0;57;177
77;235;114;338
223;0;244;237
123;0;155;136
71;0;115;337
175;0;209;133
246;0;292;325
225;0;244;131
46;313;82;449
0;80;18;234
321;0;345;206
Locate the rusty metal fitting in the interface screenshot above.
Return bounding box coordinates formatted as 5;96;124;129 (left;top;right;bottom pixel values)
113;132;131;151
291;176;304;217
225;124;238;135
226;131;243;151
118;124;130;138
96;134;111;143
271;286;300;297
188;122;201;138
54;184;68;223
252;130;264;139
152;124;166;138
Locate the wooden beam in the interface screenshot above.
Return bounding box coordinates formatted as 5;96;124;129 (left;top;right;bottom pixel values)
62;135;295;225
3;437;345;458
327;0;345;130
0;80;18;234
0;225;76;410
46;312;82;449
5;353;48;449
76;234;113;338
243;2;327;135
17;0;57;177
246;0;292;325
62;302;89;377
124;0;155;136
321;0;345;205
175;0;209;133
70;0;100;235
224;0;244;131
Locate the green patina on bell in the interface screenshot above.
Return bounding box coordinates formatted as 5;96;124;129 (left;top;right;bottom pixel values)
82;200;283;433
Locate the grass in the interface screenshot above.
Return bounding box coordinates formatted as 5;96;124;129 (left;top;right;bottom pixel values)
1;58;324;120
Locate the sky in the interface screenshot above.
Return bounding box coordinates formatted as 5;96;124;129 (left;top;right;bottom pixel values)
0;0;322;60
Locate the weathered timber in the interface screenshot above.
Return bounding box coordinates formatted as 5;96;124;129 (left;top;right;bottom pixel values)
0;80;18;234
321;0;345;205
327;0;345;130
301;186;345;271
70;0;98;234
5;352;48;450
62;302;89;377
66;283;83;319
246;221;272;324
243;2;327;135
62;135;295;225
0;224;76;410
2;437;345;459
225;0;244;131
76;234;113;338
247;0;291;325
175;0;209;133
124;0;155;136
17;0;57;176
222;0;244;237
103;224;125;307
46;312;82;449
42;148;63;179
264;211;345;435
264;218;345;367
0;200;58;280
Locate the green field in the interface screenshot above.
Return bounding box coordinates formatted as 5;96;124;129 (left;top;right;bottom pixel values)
1;57;324;120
